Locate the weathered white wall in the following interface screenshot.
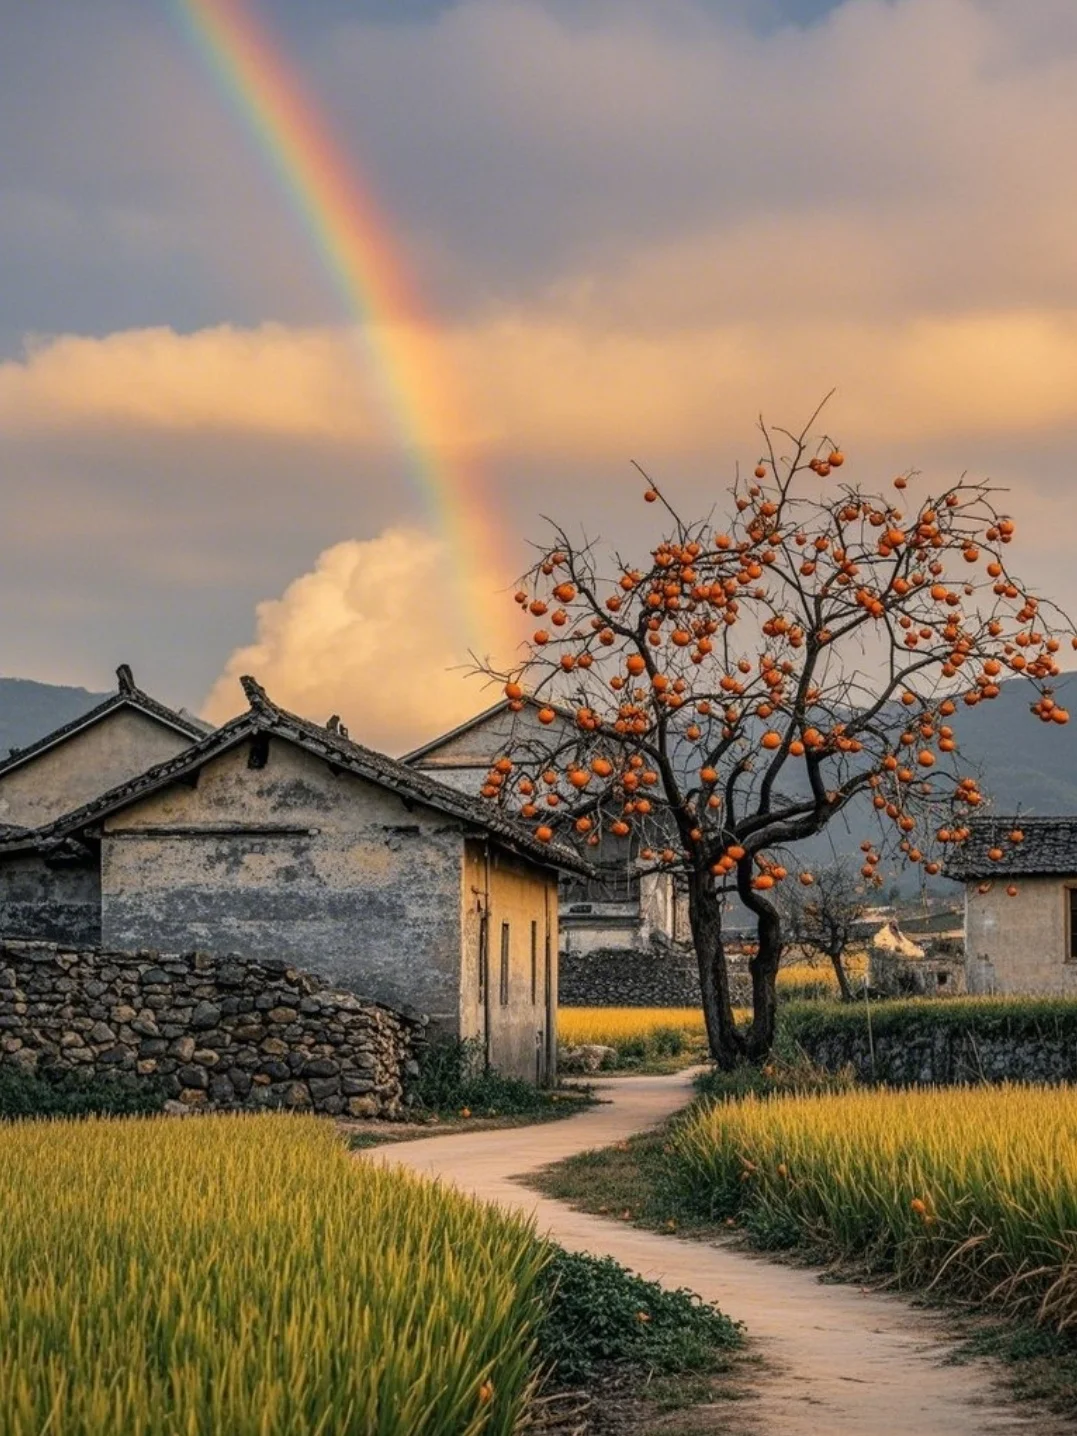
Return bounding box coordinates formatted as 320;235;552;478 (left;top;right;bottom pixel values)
0;709;194;828
99;738;465;1026
461;838;558;1082
965;876;1077;994
561;906;642;955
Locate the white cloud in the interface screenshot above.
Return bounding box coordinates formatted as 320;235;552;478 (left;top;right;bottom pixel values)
202;529;518;754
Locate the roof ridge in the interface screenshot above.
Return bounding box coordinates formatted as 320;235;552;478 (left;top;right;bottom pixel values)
0;680;210;780
1;682;591;876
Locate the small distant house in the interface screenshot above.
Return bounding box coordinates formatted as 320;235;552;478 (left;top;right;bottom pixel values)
0;665;209;830
946;817;1077;994
0;680;586;1082
404;697;686;954
0;667;210;945
868;919;965;996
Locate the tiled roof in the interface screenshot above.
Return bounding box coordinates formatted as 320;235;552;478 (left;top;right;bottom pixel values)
943;816;1077;880
0;678;592;877
0;665;210;779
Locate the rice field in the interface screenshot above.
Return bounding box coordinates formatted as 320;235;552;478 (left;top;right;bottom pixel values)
776;951;868;999
559;1007;708;1047
671;1084;1077;1331
0;1113;547;1435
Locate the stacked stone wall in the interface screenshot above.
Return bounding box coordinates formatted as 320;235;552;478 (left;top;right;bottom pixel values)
0;941;425;1117
560;944;732;1007
783;1001;1077;1086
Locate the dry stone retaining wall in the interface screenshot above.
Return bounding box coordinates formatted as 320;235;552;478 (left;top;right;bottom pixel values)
559;944;754;1008
0;941;425;1117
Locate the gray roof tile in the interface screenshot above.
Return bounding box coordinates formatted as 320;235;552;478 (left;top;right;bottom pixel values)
943;816;1077;879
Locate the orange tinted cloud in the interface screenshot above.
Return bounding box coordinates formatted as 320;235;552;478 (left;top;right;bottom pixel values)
5;307;1077;462
202;529;514;754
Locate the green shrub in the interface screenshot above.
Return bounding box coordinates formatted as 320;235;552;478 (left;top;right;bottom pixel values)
0;1065;164;1120
695;1051;856;1103
534;1247;741;1384
650;1025;687;1057
410;1037;567;1117
779;992;1077;1045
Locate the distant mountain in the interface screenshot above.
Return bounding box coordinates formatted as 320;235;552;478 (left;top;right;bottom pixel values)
0;669;1074;843
0;678;110;761
942;672;1077;815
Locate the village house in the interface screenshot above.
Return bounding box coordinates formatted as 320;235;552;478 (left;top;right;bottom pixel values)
0;678;586;1082
404;696;686;954
946;816;1077;994
0;664;210;830
0;667;211;945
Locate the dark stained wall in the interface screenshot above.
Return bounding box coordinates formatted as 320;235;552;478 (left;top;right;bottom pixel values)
0;853;101;947
99;739;465;1027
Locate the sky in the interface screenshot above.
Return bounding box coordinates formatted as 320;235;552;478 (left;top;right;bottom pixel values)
3;0;1077;751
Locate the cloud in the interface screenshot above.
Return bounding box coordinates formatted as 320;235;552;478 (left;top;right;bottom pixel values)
6;305;1077;462
0;326;374;440
202;529;513;754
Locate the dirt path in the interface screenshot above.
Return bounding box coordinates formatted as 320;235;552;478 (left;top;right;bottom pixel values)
368;1071;1058;1435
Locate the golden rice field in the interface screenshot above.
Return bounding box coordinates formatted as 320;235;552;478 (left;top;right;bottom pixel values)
776;951;868;996
0;1114;547;1435
559;1006;709;1047
672;1084;1077;1330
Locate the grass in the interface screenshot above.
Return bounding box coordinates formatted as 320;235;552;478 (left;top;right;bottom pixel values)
0;1111;743;1434
558;1006;710;1072
671;1084;1077;1331
780;990;1077;1041
775;950;867;1002
410;1036;592;1116
0;1113;547;1435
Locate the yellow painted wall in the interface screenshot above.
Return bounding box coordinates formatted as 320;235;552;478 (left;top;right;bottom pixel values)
462;839;558;1083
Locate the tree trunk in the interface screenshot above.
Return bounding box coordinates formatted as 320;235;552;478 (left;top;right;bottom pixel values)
746;900;783;1061
828;943;854;1001
687;874;745;1069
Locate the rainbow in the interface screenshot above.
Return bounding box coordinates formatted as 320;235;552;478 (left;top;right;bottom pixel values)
172;0;507;654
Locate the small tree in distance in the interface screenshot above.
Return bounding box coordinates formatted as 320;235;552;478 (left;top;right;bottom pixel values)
777;860;868;1001
479;404;1072;1067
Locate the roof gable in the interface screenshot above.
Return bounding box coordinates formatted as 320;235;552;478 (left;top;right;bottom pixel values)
402;695;576;767
0;665;210;782
2;678;590;877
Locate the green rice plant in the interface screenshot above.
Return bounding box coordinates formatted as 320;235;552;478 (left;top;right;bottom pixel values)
0;1113;548;1435
669;1084;1077;1332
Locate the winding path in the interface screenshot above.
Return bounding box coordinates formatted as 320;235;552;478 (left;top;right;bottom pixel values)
369;1071;1059;1435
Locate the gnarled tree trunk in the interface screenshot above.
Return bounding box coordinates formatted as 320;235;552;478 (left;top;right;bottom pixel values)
828;943;854;1001
687;873;745;1069
746;899;783;1060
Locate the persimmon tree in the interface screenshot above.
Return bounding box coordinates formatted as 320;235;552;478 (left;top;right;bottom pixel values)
776;860;867;1001
479;407;1073;1067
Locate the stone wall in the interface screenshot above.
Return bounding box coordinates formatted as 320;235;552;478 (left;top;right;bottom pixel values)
560;943;706;1007
784;1002;1077;1086
0;940;425;1117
